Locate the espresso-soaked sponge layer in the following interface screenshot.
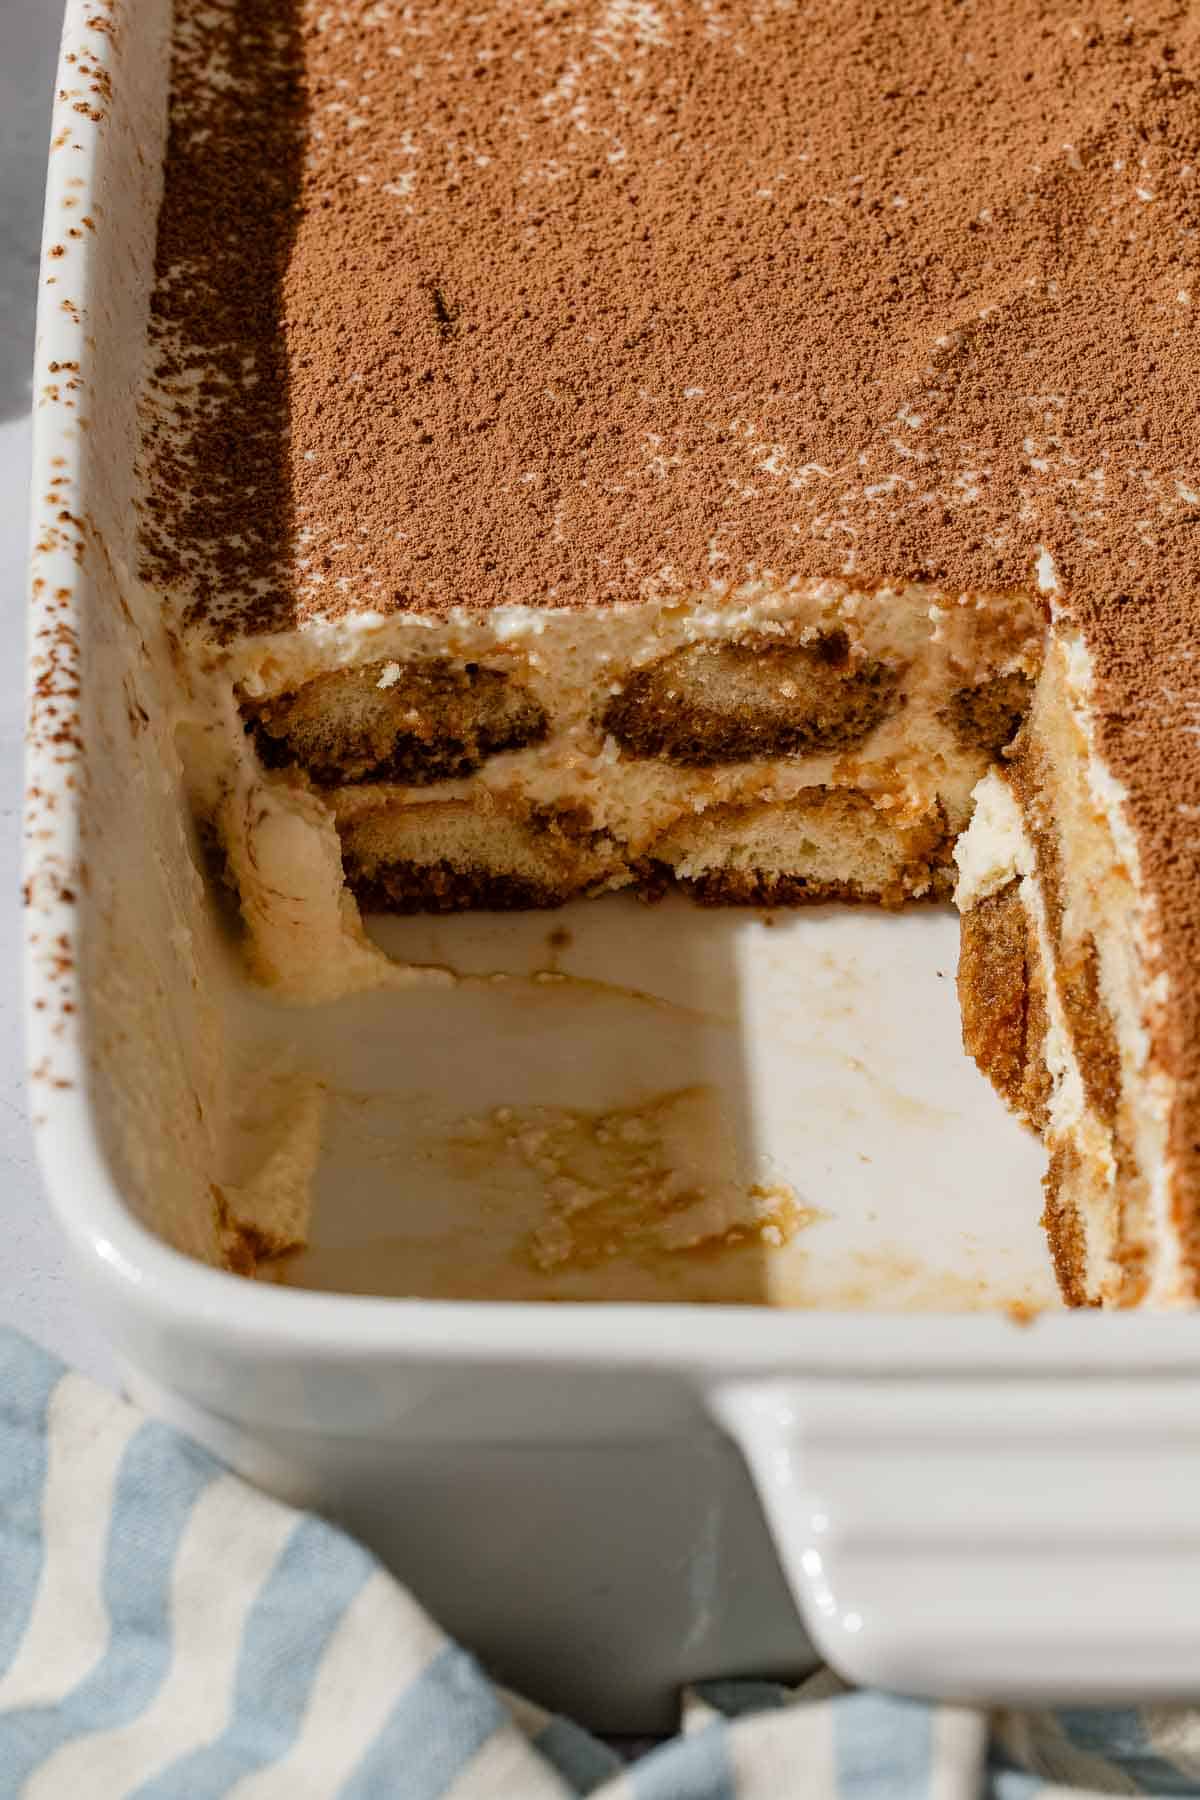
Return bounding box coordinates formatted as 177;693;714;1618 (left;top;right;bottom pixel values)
237;591;1041;803
940;672;1034;754
600;632;897;765
647;789;953;908
957;870;1103;1307
958;881;1051;1132
340;798;619;912
336;785;952;914
243;659;548;786
246;631;906;781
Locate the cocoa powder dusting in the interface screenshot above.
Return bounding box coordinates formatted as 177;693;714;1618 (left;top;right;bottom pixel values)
140;1;1200;1266
141;0;1200;634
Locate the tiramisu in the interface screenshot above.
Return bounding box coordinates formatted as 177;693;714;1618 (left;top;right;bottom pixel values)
140;0;1200;1304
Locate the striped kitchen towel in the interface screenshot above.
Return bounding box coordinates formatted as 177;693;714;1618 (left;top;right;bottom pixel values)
1;1327;1199;1799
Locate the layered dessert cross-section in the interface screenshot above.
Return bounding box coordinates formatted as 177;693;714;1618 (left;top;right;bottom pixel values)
229;586;1040;916
956;627;1182;1308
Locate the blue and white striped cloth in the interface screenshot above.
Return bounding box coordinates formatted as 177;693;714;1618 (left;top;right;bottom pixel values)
2;1327;1200;1799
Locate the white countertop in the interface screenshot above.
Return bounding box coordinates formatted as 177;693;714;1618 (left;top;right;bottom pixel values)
1;0;115;1385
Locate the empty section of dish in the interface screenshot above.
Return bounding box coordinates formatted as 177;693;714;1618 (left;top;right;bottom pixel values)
210;896;1056;1310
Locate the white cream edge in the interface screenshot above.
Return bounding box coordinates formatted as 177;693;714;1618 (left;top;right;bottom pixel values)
182;679;456;1004
1058;629;1180;1306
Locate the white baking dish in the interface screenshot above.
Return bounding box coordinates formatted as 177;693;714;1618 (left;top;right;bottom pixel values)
25;0;1200;1731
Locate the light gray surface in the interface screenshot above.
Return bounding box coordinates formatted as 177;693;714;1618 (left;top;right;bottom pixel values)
2;0;115;1383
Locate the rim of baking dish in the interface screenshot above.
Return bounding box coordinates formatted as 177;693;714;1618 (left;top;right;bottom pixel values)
24;0;1200;1378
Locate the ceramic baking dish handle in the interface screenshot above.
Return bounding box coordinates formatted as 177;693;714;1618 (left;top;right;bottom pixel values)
711;1375;1200;1700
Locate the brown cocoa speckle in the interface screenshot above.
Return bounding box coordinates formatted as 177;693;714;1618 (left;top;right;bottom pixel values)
142;2;1200;634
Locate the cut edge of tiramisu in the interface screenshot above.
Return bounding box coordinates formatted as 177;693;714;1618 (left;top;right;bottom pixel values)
217;580;1042;921
956;619;1183;1308
137;0;1200;1304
